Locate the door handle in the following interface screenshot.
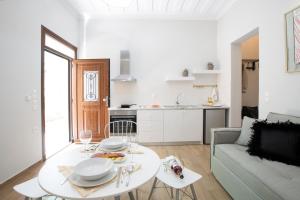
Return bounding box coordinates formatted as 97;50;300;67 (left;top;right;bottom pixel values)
102;96;109;107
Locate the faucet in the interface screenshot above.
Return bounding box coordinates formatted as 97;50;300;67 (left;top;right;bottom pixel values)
176;93;183;105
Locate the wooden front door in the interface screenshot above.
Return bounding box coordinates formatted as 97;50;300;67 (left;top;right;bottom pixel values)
72;59;110;142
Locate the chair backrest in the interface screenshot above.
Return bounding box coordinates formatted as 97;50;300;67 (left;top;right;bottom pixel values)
104;120;137;139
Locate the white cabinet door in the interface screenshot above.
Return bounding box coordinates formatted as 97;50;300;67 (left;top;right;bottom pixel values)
183;109;203;142
137;110;164;143
163;110;184;142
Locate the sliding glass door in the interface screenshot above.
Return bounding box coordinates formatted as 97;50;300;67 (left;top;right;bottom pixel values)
41;26;77;159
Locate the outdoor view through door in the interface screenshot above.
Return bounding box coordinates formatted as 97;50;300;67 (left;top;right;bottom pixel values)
44;52;70;157
41;26;77;159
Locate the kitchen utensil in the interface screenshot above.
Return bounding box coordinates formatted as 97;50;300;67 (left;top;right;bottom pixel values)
125;165;134;187
116;167;122;188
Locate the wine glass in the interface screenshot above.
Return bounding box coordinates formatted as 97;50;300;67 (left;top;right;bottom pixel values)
128;132;137;163
79;130;92;152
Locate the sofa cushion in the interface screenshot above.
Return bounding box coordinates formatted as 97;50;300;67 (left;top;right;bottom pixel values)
236;116;255;146
214;144;300;200
267;112;300;124
248;120;300;166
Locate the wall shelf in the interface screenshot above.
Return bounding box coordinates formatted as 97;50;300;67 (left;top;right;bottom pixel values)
165;76;195;82
192;70;221;75
193;84;218;88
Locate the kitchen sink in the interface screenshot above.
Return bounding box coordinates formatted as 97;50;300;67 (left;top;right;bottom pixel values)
163;105;199;109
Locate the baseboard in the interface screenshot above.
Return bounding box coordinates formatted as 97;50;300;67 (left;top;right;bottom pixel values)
0;160;44;187
140;141;204;146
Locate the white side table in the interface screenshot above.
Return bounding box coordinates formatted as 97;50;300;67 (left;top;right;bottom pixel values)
148;162;202;200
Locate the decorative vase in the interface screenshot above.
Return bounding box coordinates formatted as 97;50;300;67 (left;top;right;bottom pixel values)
207;62;214;70
182;68;189;77
211;87;219;103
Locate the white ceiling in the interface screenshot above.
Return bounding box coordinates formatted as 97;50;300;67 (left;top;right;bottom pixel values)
65;0;238;20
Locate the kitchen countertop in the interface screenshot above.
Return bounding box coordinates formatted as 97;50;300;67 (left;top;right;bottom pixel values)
109;105;229;111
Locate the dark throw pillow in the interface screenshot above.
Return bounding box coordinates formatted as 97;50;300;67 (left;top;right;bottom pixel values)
247;120;300;166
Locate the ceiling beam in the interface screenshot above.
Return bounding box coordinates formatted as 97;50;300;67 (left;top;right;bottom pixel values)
165;0;170;12
180;0;187;11
136;0;139;12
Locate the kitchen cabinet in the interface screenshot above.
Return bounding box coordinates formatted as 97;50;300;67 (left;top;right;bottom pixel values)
164;109;203;142
163;110;184;142
137;108;226;143
137;110;164;143
183;110;203;142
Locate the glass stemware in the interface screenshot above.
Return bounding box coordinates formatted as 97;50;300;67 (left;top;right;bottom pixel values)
127;132;137;163
79;130;92;152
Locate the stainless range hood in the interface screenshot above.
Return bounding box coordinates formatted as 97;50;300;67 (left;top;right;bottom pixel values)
111;50;136;82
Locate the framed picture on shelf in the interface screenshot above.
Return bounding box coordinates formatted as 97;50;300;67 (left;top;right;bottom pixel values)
285;5;300;72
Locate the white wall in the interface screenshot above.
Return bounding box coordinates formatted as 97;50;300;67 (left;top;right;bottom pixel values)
241;35;259;107
0;0;79;184
80;19;218;106
217;0;300;126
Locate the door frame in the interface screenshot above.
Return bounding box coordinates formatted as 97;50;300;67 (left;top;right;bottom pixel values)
41;25;77;160
230;28;259;127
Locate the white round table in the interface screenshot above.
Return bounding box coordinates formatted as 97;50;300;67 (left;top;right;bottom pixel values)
38;144;160;200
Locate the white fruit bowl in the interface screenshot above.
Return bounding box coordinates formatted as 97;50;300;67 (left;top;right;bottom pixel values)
74;158;113;181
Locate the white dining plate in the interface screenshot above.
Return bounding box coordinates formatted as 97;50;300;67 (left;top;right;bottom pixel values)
99;145;128;152
100;138;126;149
68;167;118;188
74;158;113;181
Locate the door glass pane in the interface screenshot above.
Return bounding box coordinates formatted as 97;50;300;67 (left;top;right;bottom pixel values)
45;34;75;58
84;71;99;102
44;51;70;158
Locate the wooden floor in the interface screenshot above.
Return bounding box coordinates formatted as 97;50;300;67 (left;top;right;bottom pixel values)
0;145;231;200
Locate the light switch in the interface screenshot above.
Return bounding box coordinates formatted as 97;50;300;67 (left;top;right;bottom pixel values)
25;95;32;102
264;92;270;103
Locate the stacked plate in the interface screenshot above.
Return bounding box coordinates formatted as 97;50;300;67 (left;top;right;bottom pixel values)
69;158;117;187
100;137;128;152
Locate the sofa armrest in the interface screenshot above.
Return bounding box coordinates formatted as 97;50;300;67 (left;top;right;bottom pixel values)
211;128;241;145
210;128;241;157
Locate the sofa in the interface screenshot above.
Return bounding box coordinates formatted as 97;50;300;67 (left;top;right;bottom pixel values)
210;112;300;200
